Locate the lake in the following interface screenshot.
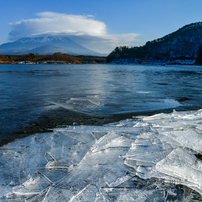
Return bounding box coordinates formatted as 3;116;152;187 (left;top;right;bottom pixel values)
1;63;202;201
0;63;202;145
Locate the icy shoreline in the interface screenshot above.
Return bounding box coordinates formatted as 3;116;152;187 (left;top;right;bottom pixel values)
1;109;202;201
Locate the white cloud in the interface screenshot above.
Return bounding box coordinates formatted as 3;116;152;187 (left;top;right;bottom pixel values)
67;33;140;53
9;12;106;39
9;12;140;53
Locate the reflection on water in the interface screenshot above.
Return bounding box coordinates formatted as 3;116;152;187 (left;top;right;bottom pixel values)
0;64;202;143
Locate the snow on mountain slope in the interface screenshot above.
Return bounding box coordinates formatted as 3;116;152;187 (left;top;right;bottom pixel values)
24;45;72;55
0;36;101;56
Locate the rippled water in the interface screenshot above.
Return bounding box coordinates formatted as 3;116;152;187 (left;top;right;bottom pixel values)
0;64;202;143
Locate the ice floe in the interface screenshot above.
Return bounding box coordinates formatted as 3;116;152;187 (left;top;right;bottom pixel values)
1;109;202;201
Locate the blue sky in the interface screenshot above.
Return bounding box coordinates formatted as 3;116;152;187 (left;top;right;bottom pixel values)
1;0;202;53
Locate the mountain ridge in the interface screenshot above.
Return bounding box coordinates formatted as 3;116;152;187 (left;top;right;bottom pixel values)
0;36;103;56
107;22;202;64
24;45;72;55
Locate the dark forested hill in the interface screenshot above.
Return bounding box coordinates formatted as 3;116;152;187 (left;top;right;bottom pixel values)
107;22;202;64
195;45;202;65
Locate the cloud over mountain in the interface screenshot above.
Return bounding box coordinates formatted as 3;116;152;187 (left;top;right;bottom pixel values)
9;12;107;39
9;12;140;53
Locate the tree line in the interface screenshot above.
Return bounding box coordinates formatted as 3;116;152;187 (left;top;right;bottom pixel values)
0;52;106;64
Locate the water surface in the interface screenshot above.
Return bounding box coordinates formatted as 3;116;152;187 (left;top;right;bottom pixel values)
1;64;202;144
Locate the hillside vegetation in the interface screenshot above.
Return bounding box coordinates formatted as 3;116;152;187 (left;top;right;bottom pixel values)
195;45;202;65
107;22;202;65
0;53;106;64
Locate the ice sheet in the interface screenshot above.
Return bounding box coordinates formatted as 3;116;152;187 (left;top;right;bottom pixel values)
1;109;202;201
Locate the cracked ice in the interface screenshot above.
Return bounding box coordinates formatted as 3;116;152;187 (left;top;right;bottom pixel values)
1;109;202;201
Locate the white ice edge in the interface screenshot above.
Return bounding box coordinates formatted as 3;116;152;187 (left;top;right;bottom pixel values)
1;109;202;201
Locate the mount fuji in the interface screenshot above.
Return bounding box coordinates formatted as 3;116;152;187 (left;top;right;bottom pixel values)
0;36;102;56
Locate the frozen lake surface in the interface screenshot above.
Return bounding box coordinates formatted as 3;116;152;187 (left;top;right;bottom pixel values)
1;64;202;200
1;109;202;201
1;64;202;144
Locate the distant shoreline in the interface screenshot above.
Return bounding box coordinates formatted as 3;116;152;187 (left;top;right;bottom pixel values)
0;52;107;64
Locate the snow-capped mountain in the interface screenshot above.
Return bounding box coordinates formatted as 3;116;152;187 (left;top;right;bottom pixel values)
107;22;202;64
24;45;72;55
0;36;101;56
